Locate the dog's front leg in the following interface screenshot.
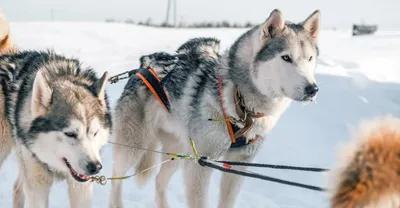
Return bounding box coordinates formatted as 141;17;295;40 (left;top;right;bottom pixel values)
183;134;230;208
22;180;52;208
184;160;213;208
67;179;93;208
13;169;25;208
218;143;261;208
19;155;53;208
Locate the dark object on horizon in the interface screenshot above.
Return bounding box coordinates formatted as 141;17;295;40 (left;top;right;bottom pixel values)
352;24;378;36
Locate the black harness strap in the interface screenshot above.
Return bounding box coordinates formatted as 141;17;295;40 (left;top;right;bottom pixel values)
230;124;253;148
228;121;261;148
136;68;171;113
198;157;327;192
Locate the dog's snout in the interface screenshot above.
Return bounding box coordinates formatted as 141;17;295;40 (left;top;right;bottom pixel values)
87;161;102;175
304;84;319;97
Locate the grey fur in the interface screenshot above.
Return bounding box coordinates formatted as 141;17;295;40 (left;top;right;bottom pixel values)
110;9;321;208
0;50;112;208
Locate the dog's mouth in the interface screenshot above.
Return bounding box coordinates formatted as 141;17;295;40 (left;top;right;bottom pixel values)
281;88;317;102
63;158;90;182
303;92;319;102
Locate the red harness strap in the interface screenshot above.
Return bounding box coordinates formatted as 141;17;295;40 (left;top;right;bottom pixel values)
217;75;237;143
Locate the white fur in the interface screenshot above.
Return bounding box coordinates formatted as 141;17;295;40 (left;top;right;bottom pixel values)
13;70;110;207
110;9;321;208
31;70;52;118
19;116;109;208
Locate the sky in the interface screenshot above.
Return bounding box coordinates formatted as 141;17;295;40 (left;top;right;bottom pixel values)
1;0;400;29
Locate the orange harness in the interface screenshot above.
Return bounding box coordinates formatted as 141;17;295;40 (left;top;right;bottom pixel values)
135;67;171;112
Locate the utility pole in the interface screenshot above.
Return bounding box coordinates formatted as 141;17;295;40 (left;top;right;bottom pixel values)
165;0;171;25
173;0;177;27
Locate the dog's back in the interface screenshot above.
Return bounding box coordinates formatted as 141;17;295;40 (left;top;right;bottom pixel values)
329;116;400;208
138;37;221;79
117;37;221;110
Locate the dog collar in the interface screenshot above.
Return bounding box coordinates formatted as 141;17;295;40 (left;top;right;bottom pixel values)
217;74;264;148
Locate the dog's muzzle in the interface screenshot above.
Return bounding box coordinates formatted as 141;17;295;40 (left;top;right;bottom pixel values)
304;84;319;98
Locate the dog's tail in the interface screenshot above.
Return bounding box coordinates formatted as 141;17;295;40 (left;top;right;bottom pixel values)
329;115;400;208
135;140;159;188
0;11;16;55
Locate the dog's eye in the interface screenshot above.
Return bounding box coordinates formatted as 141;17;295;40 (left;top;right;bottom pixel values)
309;56;313;61
64;132;77;139
281;55;292;63
94;130;99;137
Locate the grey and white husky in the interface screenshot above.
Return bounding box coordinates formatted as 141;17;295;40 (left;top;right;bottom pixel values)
109;9;321;208
0;15;112;208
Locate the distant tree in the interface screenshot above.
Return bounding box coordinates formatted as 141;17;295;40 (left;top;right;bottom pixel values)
145;18;153;26
232;22;241;28
244;21;254;28
221;21;230;28
105;18;116;23
125;19;135;24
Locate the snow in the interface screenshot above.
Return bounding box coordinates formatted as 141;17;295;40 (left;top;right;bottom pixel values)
2;22;400;208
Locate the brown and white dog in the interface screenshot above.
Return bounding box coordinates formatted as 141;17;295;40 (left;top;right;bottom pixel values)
329;115;400;208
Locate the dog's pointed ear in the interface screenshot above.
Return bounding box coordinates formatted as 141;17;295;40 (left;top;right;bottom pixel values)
93;71;108;100
261;9;285;41
302;10;321;41
31;70;52;118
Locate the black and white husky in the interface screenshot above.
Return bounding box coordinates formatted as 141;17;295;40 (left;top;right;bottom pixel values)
0;14;112;208
109;9;321;208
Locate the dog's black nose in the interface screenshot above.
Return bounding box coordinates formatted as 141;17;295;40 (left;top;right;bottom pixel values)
304;84;319;97
87;162;102;175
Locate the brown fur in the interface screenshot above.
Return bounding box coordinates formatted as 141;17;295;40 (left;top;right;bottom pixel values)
330;116;400;208
0;11;17;55
0;12;16;168
0;81;13;167
0;34;16;54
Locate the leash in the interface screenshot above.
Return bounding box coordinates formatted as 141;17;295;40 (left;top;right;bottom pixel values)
198;157;327;192
213;160;329;172
90;159;173;185
90;140;197;185
93;139;328;192
103;69;328;191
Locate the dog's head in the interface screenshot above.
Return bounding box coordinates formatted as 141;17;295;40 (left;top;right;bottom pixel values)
252;9;321;102
28;67;112;182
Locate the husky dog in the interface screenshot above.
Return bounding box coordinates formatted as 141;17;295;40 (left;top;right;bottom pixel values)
109;9;321;208
0;15;112;208
329;115;400;208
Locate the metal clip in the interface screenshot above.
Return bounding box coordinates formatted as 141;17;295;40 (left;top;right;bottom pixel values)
90;175;107;185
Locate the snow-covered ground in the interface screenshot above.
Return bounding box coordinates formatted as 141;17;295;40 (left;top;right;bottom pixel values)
2;22;400;208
